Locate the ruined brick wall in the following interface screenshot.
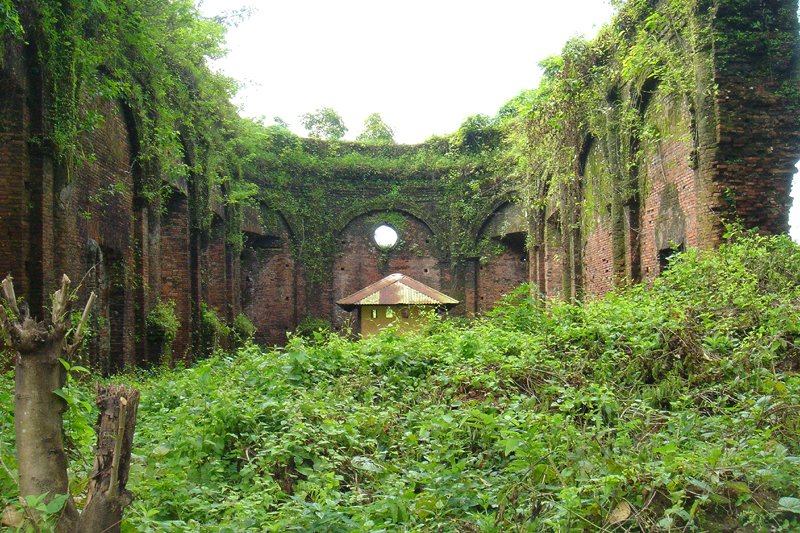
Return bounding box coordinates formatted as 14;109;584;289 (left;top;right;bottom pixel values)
543;216;564;299
583;218;615;297
241;220;297;346
475;249;528;311
0;40;42;310
639;101;700;280
536;1;800;301
473;202;529;311
54;99;138;372
0;39;243;367
235;157;528;341
332;211;441;326
0;42;145;371
3;0;799;362
709;0;800;238
201;215;232;318
159;193;193;360
581;97;702;295
582;142;615;297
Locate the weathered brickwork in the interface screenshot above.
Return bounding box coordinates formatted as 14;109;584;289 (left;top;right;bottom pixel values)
583;218;615;297
544;217;564;299
709;0;800;239
581;100;702;295
332;212;441;326
1;0;798;366
159;193;193;360
475;249;528;312
471;203;529;308
241;220;297;346
202;216;231;317
640;136;699;280
0;41;34;303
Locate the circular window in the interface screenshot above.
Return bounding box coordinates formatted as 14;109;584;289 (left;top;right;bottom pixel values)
373;224;398;249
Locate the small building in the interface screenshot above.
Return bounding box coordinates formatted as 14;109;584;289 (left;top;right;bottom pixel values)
336;273;459;337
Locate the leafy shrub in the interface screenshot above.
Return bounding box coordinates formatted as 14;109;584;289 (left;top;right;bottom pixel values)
146;299;180;365
198;303;232;357
0;370;15;509
293;315;332;341
231;312;256;347
5;232;799;531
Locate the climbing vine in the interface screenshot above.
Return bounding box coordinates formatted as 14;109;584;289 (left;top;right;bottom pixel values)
0;0;22;40
4;0;795;303
236;119;512;285
3;0;243;211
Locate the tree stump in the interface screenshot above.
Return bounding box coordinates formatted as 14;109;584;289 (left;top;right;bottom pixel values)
0;275;140;532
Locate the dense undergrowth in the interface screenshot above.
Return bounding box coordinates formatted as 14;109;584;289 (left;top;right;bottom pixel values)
2;231;800;531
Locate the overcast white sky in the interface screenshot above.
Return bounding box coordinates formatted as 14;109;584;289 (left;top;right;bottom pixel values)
196;0;799;241
197;0;617;142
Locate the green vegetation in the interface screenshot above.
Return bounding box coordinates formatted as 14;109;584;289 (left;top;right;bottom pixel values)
232;312;257;347
2;1;799;526
236;116;508;284
146;299;181;365
300;107;348;140
357;113;395;144
198;303;233;357
0;0;22;39
4;232;798;530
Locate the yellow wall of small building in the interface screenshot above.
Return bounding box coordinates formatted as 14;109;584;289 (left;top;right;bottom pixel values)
359;305;428;337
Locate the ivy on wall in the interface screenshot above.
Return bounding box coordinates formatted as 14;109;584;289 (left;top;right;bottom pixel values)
235;119;514;285
3;0;797;302
497;0;799;295
1;0;252;221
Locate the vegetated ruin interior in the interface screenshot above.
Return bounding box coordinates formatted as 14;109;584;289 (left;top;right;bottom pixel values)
5;0;800;531
1;0;798;371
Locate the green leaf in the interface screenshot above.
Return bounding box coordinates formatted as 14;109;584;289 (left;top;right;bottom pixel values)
351;456;384;473
24;493;46;509
778;497;800;514
52;388;68;401
44;493;69;514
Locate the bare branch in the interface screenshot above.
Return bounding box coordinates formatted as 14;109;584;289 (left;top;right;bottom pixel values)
1;276;20;318
51;275;72;328
66;291;96;358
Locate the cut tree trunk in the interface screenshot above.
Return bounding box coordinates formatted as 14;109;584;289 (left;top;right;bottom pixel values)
78;384;140;533
0;275;139;533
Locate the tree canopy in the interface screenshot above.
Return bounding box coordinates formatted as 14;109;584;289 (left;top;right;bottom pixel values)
356;113;395;143
300;107;347;140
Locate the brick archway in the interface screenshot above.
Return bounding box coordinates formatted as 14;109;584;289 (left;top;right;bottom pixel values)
331;210;442;327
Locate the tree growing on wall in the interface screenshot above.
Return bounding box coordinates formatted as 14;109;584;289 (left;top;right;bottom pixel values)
356;113;395;143
273;116;290;129
0;275;139;532
300;107;348;139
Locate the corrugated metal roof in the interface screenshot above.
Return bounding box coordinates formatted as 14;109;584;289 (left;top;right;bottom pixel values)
336;273;459;311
